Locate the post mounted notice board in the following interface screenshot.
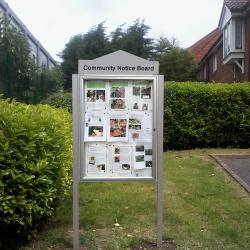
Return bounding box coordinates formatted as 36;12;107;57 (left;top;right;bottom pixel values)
72;51;164;249
72;51;164;182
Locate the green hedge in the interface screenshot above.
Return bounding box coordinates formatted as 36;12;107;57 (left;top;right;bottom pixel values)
0;100;72;242
41;91;72;112
164;82;250;150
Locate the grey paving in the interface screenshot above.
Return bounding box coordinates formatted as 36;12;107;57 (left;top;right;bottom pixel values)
210;155;250;193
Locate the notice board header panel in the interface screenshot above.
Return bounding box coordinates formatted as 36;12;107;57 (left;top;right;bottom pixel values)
78;50;159;75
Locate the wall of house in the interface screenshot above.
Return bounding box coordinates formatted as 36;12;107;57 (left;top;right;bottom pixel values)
198;13;250;83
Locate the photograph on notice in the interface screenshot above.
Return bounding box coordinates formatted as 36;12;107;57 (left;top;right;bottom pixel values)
133;87;140;96
87;90;96;102
145;149;153;155
122;164;131;170
97;164;106;171
132;132;139;139
132;102;139;110
145;161;153;168
110;87;125;98
129;124;141;130
96;90;106;101
136;145;145;152
110;119;127;137
129;118;141;125
110;99;126;109
114;146;120;154
114;155;120;162
88;156;95;165
88;126;104;137
141;86;151;99
142;103;148;111
136;155;144;162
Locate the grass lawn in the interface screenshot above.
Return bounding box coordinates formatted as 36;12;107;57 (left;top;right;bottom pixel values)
22;149;250;250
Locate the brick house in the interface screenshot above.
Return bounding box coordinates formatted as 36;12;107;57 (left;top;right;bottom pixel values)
189;0;250;82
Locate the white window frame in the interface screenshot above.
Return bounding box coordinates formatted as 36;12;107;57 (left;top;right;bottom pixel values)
223;17;244;59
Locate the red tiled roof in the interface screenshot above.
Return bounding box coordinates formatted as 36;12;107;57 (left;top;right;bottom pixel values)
188;29;222;64
225;0;249;11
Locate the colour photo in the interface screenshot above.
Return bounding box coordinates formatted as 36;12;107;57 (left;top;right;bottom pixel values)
87;90;96;102
88;126;104;137
145;161;152;168
141;87;151;99
122;164;131;170
110;119;127;137
110;87;125;98
136;145;144;152
136;155;144;162
145;149;153;155
97;164;106;171
96;90;105;101
133;87;140;96
110;99;126;109
114;146;120;154
88;156;95;165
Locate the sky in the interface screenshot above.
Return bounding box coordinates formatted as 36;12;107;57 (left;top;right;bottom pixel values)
5;0;224;62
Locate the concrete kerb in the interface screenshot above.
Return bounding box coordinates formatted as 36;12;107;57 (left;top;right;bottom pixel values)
209;154;250;193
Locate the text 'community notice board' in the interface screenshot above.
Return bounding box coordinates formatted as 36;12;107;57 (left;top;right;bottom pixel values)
83;79;154;180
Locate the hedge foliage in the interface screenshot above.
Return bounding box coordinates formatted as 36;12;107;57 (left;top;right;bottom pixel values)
164;82;250;150
0;100;72;241
41;91;72;112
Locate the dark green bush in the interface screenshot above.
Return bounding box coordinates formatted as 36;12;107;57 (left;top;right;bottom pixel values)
0;100;72;242
164;82;250;150
41;91;72;112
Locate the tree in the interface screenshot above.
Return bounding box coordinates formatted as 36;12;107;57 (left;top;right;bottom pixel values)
60;20;154;89
0;17;37;103
159;47;198;81
110;19;154;59
154;36;197;81
36;66;65;101
60;22;110;89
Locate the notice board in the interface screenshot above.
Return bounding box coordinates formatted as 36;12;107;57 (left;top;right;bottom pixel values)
72;51;163;181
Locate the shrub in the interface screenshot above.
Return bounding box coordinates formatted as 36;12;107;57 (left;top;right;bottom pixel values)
41;91;72;112
0;100;72;242
164;82;250;150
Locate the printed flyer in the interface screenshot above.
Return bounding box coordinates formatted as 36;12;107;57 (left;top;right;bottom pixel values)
85;80;106;110
112;144;132;175
109;81;129;110
86;143;107;175
84;112;106;141
107;112;129;142
131;81;152;111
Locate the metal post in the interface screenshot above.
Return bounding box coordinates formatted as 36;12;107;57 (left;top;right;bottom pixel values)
156;75;164;247
72;74;80;250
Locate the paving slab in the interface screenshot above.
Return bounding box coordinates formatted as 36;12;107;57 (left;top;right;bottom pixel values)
210;154;250;193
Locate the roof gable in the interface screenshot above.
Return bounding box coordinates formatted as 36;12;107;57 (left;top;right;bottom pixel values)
188;29;222;64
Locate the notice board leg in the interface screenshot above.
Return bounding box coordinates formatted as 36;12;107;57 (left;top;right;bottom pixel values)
72;74;80;249
73;180;79;249
156;75;164;247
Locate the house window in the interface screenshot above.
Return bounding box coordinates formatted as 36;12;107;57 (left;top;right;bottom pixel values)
212;54;217;72
223;18;244;58
235;19;243;49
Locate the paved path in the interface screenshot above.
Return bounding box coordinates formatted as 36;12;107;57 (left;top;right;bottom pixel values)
210;154;250;193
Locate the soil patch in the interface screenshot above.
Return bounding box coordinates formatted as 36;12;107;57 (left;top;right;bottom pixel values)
133;240;176;250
